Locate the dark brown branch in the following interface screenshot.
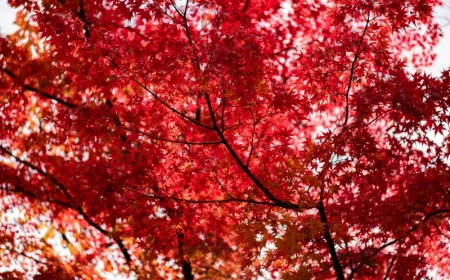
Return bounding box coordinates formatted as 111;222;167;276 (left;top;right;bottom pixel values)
123;127;221;145
204;94;300;210
104;57;214;130
382;253;398;280
316;201;345;280
0;185;131;264
342;12;371;127
170;0;185;18
5;248;47;266
0;146;132;264
0;186;74;209
222;122;242;132
145;3;183;25
182;261;194;280
436;226;450;241
176;230;194;280
1;68;77;108
343;240;354;274
241;0;251;12
311;263;334;278
220;99;227;132
246;112;257;167
130;77;214;130
176;0;201;70
75;0;91;38
217;69;239;132
172;6;293;209
349;208;450;279
123;186;279;208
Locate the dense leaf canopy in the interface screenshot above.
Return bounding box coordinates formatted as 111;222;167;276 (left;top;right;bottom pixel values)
1;0;450;279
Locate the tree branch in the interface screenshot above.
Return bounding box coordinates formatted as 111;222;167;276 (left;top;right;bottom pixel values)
104;57;214;130
130;77;214;130
342;12;371;127
246;112;257;167
241;0;251;12
123;186;280;208
176;0;202;71
75;0;91;38
122;126;221;145
349;208;450;279
382;252;398;280
204;94;300;210
0;146;132;264
176;230;194;280
1;67;77;109
316;201;345;280
0;185;74;209
5;248;47;266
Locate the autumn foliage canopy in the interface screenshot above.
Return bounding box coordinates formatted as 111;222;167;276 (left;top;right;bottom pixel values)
1;0;450;278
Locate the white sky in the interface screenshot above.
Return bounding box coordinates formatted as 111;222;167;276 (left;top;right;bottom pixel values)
426;4;450;75
0;1;16;35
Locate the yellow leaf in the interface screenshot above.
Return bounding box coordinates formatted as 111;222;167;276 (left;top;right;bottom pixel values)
224;89;234;98
38;223;46;230
104;260;113;271
68;243;78;256
43;226;55;241
256;79;268;93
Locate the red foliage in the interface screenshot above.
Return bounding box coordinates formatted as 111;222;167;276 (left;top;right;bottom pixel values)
0;0;449;279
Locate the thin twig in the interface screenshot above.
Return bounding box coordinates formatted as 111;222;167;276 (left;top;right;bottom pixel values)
123;126;221;145
342;12;371;127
